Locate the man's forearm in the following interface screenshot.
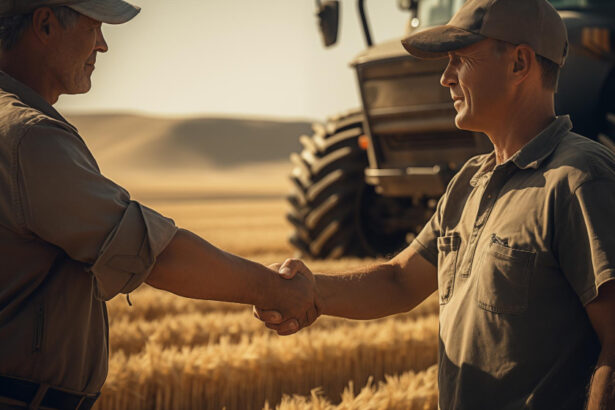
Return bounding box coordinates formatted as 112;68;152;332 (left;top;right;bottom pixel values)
146;228;276;307
315;260;434;320
587;349;615;410
251;246;436;333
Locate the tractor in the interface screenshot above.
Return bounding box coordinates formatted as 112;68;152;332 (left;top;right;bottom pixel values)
287;0;615;258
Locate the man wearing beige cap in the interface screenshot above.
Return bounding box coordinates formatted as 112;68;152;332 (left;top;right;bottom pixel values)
0;1;321;409
257;0;615;408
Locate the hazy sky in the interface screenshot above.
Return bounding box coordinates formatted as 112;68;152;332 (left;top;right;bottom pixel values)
56;1;409;120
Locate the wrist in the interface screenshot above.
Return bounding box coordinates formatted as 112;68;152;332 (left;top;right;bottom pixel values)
255;266;281;308
314;274;329;316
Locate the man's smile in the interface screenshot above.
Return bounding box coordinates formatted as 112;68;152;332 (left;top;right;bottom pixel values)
452;96;464;109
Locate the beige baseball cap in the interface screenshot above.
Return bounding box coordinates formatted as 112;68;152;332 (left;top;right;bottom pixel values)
0;0;140;24
402;0;568;66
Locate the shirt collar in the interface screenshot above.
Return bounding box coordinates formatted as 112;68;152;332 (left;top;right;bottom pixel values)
469;116;572;187
0;71;78;134
509;115;572;170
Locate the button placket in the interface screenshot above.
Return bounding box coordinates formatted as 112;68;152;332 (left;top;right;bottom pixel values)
460;170;504;278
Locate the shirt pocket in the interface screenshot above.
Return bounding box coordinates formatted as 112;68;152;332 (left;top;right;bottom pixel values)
437;233;461;305
476;240;535;314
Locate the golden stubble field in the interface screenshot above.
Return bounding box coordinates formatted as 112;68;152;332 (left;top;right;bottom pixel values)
70;114;440;410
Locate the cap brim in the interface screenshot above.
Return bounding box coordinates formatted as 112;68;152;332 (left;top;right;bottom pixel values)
69;0;140;24
402;25;485;59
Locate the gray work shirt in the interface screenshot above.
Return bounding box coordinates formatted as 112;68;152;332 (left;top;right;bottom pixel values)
410;116;615;409
0;72;177;394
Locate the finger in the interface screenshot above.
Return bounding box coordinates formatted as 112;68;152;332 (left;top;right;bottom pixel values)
253;307;283;324
278;258;307;279
278;258;297;279
275;319;299;336
277;328;298;336
305;306;319;327
265;322;281;331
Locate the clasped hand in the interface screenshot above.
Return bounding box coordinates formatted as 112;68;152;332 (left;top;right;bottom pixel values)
253;259;321;335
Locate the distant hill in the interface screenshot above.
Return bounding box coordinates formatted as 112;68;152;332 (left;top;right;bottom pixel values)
66;113;312;170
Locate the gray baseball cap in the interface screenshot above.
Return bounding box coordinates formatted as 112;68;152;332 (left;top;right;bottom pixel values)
401;0;568;66
0;0;140;24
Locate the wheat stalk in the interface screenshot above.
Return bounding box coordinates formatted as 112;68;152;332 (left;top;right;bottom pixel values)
96;315;438;410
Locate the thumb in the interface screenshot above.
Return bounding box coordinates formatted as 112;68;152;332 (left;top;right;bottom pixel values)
278;265;295;279
278;258;309;279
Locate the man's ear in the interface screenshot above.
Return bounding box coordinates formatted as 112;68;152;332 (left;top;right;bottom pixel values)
511;45;534;84
31;7;57;43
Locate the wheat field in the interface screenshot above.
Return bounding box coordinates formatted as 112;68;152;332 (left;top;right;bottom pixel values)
93;166;440;410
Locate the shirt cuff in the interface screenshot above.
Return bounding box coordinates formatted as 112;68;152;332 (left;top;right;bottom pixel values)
409;238;438;267
90;201;177;301
579;269;615;306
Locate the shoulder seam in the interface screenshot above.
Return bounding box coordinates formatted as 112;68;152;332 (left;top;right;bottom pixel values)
562;177;615;211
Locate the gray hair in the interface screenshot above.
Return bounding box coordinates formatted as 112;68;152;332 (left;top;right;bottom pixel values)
0;6;80;51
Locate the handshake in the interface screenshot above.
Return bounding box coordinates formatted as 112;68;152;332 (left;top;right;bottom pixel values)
253;258;323;335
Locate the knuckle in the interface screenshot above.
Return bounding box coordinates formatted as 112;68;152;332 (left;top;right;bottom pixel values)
286;258;302;269
280;327;296;336
267;313;282;324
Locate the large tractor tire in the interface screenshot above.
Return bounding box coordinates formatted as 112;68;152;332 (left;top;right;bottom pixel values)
286;110;410;259
287;110;368;259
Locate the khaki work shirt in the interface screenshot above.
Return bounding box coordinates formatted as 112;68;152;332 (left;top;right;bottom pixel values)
410;116;615;409
0;72;177;394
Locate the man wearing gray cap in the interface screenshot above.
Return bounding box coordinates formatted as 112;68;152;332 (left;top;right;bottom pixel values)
0;1;321;409
257;0;615;408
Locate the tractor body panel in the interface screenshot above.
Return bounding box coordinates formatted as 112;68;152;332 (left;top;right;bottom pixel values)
352;8;615;199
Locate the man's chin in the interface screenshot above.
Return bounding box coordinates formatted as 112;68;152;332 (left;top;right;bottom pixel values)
454;113;480;132
454;113;470;130
67;82;92;95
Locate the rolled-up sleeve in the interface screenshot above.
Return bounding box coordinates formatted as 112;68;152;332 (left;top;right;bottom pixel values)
17;122;177;300
409;194;444;266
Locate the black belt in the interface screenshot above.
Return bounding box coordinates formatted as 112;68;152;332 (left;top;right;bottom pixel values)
0;375;99;410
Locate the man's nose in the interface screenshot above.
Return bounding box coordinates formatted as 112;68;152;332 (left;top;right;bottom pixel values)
440;60;457;88
96;27;109;53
